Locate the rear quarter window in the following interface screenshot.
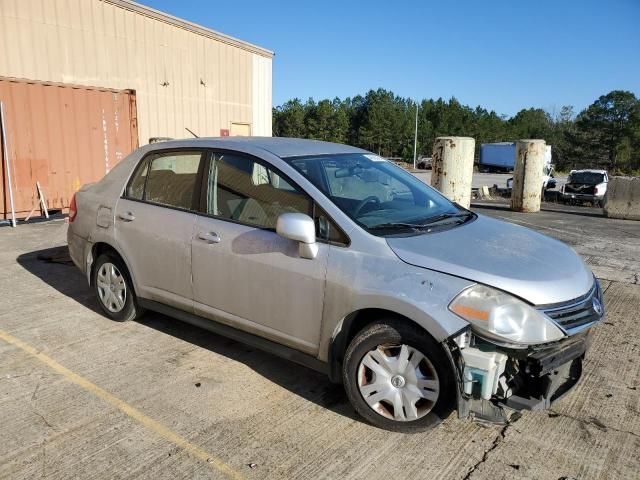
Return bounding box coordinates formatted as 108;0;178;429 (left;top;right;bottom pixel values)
126;161;148;200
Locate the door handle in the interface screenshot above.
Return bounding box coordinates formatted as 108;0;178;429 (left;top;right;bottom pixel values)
118;211;135;222
198;231;221;244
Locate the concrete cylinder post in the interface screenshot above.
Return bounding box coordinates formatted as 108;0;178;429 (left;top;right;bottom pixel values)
511;139;546;213
430;136;475;208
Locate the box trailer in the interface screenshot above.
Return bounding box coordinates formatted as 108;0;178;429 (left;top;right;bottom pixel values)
479;142;552;174
478;142;517;172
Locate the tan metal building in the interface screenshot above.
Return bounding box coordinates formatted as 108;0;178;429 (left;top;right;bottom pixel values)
0;0;273;216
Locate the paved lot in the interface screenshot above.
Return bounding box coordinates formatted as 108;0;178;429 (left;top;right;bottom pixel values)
1;206;638;480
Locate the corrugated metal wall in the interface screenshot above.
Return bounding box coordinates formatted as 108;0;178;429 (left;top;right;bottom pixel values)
0;0;273;143
0;78;137;216
252;54;273;137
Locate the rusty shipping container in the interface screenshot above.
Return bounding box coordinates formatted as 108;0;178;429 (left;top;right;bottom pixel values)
0;77;138;217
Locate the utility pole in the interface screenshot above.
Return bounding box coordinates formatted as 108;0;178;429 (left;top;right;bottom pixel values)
413;101;419;170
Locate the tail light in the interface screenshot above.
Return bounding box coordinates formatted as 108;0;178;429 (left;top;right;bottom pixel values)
69;193;78;223
594;186;599;195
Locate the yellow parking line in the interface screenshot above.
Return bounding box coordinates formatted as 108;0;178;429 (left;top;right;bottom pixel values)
0;329;244;480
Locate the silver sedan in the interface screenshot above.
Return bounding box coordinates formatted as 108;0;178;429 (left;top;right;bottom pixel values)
68;138;604;432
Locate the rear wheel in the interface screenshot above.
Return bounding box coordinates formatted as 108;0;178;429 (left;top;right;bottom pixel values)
342;320;455;433
92;253;143;322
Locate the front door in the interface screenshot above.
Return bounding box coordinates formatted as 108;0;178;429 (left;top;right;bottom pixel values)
114;149;205;311
191;151;328;354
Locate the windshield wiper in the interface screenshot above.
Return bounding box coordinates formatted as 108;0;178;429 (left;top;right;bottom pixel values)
421;212;474;225
368;212;474;232
368;222;431;231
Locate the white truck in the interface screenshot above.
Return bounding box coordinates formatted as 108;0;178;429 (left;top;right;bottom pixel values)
560;169;609;207
505;145;556;191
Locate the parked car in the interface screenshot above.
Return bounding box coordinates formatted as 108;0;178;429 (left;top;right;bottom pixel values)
417;157;432;170
561;169;608;207
68;138;604;432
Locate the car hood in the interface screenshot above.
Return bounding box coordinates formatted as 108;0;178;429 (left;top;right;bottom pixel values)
386;214;593;305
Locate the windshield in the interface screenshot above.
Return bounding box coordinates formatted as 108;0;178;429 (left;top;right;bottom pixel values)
568;172;606;185
284;153;466;235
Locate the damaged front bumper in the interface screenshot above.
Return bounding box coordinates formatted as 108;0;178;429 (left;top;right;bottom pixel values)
448;329;595;424
561;192;604;204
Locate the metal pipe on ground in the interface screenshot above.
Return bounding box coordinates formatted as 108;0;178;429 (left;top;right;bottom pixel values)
431;136;475;209
511;139;546;213
0;101;16;227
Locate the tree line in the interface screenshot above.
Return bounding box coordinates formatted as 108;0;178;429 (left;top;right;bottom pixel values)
272;89;640;174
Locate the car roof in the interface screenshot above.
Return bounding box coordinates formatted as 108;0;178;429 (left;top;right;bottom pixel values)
570;169;608;174
146;137;369;158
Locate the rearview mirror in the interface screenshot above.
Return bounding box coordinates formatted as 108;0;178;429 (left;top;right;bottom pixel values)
276;213;318;259
335;167;360;178
358;170;379;182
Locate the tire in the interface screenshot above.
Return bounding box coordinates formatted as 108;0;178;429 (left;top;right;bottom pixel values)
92;253;144;322
342;319;455;433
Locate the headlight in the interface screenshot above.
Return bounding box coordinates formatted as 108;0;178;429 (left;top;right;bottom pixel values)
449;284;565;346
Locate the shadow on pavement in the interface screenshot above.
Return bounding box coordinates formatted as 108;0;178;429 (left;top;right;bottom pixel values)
16;246;357;422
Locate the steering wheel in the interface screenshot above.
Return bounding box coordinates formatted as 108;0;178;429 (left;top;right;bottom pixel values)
353;196;380;218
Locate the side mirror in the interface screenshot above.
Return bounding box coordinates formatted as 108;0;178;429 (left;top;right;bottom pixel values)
276;213;318;259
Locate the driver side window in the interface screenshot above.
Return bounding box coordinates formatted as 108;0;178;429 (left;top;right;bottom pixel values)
205;153;312;229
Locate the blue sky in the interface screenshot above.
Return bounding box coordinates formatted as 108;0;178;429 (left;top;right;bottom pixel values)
143;0;639;117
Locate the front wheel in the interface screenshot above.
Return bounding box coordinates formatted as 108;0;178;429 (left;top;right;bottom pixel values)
92;253;143;322
342;320;455;433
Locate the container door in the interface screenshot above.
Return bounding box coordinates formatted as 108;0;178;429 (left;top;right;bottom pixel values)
0;78;138;217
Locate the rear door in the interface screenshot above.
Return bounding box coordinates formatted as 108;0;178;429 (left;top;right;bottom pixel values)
190;151;329;354
114;149;206;311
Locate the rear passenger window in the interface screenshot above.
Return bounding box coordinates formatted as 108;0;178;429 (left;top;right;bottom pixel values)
126;151;203;210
